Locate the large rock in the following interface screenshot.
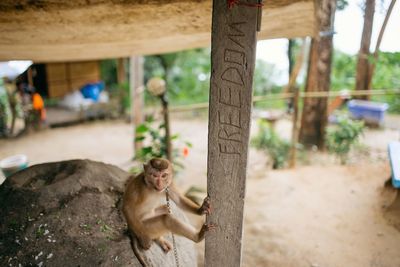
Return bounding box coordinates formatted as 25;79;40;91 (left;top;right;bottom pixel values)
0;160;196;267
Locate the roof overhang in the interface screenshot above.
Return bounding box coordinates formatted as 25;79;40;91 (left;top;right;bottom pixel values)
0;0;315;62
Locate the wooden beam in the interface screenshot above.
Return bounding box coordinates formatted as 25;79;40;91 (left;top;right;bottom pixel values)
205;1;259;266
0;1;315;62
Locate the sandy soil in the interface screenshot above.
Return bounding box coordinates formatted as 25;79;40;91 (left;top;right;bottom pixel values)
1;115;400;267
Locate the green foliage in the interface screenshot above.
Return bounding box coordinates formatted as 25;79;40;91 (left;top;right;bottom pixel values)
331;50;357;91
144;48;281;106
372;52;400;89
134;116;192;172
326;116;364;164
332;51;400;113
100;59;131;115
100;59;118;88
144;49;211;105
371;52;400;112
0;82;9;136
134;116;167;161
336;0;349;10
251;120;290;169
111;81;130;115
253;59;282;96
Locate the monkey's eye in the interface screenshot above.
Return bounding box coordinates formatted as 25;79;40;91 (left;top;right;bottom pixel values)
152;173;158;177
161;173;168;179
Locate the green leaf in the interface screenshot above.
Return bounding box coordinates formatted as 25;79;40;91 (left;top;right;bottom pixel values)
185;141;193;148
141;146;153;155
136;124;149;134
171;134;180;140
135;136;146;142
146;115;155;123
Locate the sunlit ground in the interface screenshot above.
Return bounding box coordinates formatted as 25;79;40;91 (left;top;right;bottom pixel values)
1;114;400;266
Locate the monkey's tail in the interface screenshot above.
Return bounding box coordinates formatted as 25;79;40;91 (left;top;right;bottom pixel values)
130;233;151;267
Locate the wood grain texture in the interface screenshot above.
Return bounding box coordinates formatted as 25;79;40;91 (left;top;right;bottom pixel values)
205;1;258;266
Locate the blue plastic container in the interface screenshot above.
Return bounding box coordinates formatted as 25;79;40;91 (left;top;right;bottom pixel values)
80;82;105;102
347;100;388;126
388;142;400;188
0;154;28;178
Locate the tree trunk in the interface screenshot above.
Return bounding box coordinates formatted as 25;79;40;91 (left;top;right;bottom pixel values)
367;0;396;91
299;0;336;149
355;0;375;99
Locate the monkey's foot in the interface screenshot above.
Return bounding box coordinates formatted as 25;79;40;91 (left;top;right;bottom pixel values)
155;237;172;253
199;196;212;215
138;236;153;250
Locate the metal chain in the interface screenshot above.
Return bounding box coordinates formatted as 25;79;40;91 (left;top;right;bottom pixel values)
165;187;180;267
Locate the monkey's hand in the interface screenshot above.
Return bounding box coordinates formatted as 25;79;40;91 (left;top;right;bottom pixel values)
154;204;170;216
198;223;217;241
198;196;211;215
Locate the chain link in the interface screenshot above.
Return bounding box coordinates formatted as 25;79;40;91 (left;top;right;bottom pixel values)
165;187;180;267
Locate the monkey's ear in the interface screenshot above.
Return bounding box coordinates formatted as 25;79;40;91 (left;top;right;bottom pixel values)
143;163;148;171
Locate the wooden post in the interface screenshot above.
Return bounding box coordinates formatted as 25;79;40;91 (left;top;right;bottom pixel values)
130;56;145;157
65;63;72;92
289;87;300;168
205;1;259;266
27;67;34;88
287;42;305;168
160;94;172;161
117;58;126;84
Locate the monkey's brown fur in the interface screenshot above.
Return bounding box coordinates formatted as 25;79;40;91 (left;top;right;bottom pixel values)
122;158;214;258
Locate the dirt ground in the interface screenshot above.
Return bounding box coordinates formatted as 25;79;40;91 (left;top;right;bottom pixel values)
1;114;400;267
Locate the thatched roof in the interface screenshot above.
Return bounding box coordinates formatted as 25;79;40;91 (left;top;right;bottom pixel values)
0;0;315;62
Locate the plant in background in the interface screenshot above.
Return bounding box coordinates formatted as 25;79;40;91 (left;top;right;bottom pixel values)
133;116;191;173
0;84;10;136
326;116;364;164
251;120;290;169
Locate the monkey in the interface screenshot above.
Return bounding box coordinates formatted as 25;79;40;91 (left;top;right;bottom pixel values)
122;158;215;261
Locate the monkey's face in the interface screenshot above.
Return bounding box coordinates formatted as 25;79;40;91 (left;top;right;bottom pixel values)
144;158;172;192
145;169;172;192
